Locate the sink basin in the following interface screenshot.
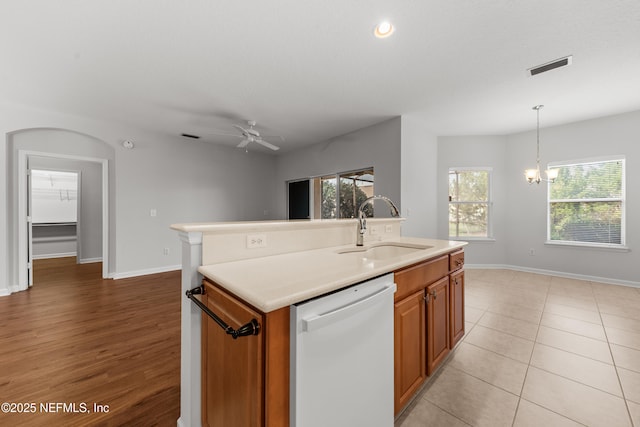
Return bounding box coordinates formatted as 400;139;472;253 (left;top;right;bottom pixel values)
337;242;433;260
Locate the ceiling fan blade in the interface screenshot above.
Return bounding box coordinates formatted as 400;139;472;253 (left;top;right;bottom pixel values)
255;138;280;151
261;134;286;142
237;139;251;148
232;124;249;134
206;130;244;138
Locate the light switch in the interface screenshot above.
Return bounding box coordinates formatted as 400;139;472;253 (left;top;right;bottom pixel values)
150;209;157;217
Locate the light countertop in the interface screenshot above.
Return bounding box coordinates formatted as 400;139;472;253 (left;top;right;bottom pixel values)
198;237;466;312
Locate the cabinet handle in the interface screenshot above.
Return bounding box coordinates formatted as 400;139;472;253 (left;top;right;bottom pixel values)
431;290;437;300
454;278;459;286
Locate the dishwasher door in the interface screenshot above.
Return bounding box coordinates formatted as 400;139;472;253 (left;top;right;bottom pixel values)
290;273;396;427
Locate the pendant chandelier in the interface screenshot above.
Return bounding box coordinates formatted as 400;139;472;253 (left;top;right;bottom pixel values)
524;105;558;184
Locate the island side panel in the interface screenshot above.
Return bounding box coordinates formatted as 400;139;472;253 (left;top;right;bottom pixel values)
201;278;291;427
201;280;265;427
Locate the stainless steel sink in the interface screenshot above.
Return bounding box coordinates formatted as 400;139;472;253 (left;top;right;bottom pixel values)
336;242;433;260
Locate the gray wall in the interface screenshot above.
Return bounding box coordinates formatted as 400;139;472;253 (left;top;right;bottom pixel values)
504;110;639;283
400;114;439;238
273;117;402;219
437;110;640;284
1;103;278;294
29;156;103;262
3;101;638;293
114;135;277;275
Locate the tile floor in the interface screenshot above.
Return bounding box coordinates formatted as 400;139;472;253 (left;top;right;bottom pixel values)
396;269;640;427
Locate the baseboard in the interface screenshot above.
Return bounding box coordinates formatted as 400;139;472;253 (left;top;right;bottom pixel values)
32;252;77;260
0;288;10;296
79;257;102;264
111;264;181;280
465;263;640;288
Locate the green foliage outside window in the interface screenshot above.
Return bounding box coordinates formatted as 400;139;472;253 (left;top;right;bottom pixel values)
549;160;624;245
449;170;490;238
321;179;372;219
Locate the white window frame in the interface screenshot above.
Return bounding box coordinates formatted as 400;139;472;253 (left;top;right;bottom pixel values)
546;156;626;250
448;167;493;241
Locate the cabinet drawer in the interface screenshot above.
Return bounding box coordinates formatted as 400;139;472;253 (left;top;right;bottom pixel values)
395;255;448;301
449;250;464;271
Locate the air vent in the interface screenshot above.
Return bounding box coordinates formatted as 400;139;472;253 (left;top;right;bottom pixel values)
181;133;201;139
528;55;572;76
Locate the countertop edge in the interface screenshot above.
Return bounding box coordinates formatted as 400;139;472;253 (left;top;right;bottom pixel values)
198;238;467;313
171;218;405;233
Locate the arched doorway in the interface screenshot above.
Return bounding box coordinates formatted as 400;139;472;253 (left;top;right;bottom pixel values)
10;128;113;292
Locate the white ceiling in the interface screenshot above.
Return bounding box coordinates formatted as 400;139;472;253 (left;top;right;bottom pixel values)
2;1;640;152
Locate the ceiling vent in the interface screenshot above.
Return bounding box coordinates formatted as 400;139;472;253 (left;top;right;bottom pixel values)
528;55;573;76
181;133;201;139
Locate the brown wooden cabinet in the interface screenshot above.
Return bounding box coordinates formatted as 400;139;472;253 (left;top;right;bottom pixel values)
201;279;289;427
449;269;465;348
393;248;465;415
199;247;465;423
426;276;450;375
393;289;426;413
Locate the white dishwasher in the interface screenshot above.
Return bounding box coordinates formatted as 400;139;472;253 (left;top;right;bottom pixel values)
290;273;396;427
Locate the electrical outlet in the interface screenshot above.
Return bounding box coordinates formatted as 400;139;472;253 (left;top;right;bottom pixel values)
529;248;535;256
150;209;157;217
163;247;170;255
385;224;393;233
247;234;267;249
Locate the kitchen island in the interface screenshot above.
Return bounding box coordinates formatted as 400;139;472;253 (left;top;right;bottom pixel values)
171;219;466;427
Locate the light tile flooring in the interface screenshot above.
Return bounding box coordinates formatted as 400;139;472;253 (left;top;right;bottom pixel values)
396;269;640;427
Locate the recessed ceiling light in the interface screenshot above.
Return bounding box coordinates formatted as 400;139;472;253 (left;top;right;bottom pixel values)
374;21;394;38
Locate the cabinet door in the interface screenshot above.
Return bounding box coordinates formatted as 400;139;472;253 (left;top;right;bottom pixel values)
426;277;450;376
394;289;426;414
450;270;465;348
202;282;264;427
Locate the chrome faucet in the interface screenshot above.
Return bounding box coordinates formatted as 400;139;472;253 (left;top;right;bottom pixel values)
357;195;400;246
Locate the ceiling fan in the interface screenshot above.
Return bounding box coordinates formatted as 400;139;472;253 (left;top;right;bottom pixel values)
230;120;283;151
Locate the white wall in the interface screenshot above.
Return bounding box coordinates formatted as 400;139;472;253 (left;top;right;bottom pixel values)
29;155;103;262
437;135;509;265
400;114;438;238
1;102;277;294
273;117;402;219
435;110;640;284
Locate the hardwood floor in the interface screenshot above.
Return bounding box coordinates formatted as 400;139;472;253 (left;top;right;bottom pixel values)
0;257;181;427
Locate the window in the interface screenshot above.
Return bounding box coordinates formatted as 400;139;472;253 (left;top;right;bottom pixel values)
289;168;374;219
448;168;491;238
548;157;625;247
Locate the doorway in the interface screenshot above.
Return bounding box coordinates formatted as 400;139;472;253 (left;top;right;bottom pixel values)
18;150;109;290
288;180;310;220
30;169;79;259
